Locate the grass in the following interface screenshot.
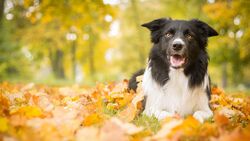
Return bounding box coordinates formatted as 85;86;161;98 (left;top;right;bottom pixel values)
132;114;161;133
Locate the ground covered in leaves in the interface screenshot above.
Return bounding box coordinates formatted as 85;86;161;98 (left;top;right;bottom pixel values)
0;81;250;141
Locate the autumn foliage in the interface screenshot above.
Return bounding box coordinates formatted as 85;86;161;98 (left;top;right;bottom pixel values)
0;81;250;141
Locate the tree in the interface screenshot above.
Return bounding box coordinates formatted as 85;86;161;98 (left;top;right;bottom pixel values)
9;0;117;82
0;0;32;81
0;0;4;25
203;0;250;87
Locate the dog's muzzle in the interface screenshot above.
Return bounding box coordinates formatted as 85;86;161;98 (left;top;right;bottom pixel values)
170;38;186;69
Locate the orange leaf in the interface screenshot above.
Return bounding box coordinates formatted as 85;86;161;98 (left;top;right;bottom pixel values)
82;113;103;126
214;113;229;127
118;92;144;122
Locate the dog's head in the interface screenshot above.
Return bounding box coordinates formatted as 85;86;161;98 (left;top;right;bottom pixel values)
142;18;218;69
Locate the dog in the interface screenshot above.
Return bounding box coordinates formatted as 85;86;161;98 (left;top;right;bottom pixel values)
128;18;218;123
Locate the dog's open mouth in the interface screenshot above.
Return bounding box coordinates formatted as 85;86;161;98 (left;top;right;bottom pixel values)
170;55;186;68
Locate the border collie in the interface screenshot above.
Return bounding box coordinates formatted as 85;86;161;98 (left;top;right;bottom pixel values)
128;18;218;123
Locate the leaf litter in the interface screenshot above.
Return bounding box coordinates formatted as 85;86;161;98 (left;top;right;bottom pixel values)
0;81;250;141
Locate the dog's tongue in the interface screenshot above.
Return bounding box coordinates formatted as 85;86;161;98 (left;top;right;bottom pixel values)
170;55;185;68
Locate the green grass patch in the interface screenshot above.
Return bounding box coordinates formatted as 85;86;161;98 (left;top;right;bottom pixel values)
132;114;161;134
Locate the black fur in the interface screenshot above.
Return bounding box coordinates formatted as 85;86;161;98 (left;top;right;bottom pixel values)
128;18;218;95
206;76;212;100
206;86;211;100
148;45;170;86
128;69;145;91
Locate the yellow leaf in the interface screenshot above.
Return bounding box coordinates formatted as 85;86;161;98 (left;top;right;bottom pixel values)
10;106;43;118
82;113;103;126
0;117;8;132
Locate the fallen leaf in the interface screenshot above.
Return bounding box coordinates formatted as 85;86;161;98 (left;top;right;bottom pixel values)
118;90;144;122
214;113;229;127
152;119;183;140
0;117;8;132
109;118;144;135
10;106;43;118
82;113;103;126
212;128;250;141
76;127;99;141
100;118;129;141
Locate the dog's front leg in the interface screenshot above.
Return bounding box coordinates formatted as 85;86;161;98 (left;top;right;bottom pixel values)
193;93;213;123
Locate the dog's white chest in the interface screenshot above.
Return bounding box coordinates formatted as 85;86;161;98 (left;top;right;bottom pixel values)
142;67;207;118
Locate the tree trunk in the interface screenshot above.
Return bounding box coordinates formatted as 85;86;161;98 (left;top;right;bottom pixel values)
55;49;65;78
88;29;97;77
0;0;5;26
232;40;241;85
222;62;227;88
49;48;65;79
89;35;95;75
71;40;77;81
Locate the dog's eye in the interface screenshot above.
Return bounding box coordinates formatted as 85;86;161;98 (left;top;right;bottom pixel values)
165;32;173;38
186;34;193;40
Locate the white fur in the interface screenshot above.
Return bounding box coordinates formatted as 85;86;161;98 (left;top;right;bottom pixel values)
142;64;212;123
173;38;185;45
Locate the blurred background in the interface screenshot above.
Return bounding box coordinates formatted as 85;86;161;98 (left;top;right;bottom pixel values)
0;0;249;91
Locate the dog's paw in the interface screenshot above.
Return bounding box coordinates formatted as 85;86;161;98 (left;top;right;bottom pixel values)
193;111;205;123
193;111;213;123
155;110;174;120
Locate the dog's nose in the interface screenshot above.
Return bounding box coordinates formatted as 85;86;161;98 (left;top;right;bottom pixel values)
173;43;183;51
172;38;184;51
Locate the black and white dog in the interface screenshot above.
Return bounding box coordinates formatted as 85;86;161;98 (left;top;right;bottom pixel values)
128;18;218;123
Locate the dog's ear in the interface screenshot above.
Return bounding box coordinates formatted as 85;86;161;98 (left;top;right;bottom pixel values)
142;18;171;43
191;19;218;37
141;18;170;32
